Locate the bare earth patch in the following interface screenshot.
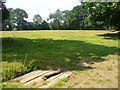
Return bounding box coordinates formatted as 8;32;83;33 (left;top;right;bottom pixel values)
60;55;118;88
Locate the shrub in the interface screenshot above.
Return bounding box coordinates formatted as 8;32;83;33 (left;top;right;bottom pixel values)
2;62;28;82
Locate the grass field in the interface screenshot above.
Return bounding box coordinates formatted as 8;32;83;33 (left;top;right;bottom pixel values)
1;30;119;88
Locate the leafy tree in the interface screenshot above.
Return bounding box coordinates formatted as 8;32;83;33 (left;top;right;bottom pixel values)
24;21;33;30
2;8;14;30
41;20;50;30
12;8;28;30
33;14;43;29
60;10;70;30
33;14;42;25
0;0;9;22
48;9;63;30
81;2;120;30
2;8;28;30
65;5;88;30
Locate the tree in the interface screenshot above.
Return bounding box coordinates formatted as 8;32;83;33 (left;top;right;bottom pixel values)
12;8;28;30
33;14;43;29
48;9;63;30
81;2;120;30
2;8;29;30
65;5;88;30
2;8;14;30
33;14;42;25
41;20;50;30
60;10;70;30
0;0;9;22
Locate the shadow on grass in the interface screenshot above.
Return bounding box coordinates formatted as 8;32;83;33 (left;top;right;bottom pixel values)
97;32;120;40
2;37;118;72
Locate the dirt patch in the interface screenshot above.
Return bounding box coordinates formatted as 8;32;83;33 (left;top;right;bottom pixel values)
61;55;118;88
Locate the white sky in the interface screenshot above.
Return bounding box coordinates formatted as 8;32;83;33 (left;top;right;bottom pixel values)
6;0;80;22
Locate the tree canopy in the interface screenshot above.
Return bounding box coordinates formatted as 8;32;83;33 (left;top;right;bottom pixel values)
2;1;120;31
81;2;120;30
0;0;9;22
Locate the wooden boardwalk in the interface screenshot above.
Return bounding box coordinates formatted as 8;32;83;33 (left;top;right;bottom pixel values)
8;70;72;88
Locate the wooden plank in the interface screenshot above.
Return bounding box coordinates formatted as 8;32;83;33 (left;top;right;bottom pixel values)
46;73;63;82
24;70;60;86
9;70;47;83
19;70;49;83
39;72;72;88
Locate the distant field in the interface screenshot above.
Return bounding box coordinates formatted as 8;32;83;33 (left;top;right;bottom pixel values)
2;30;119;88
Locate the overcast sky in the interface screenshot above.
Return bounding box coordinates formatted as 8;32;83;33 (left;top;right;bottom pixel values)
6;0;80;22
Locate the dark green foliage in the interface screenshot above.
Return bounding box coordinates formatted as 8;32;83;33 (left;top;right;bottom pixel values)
32;15;50;30
48;9;63;30
0;1;9;22
33;14;42;25
2;8;28;30
81;2;120;31
41;20;50;30
65;5;88;30
0;0;9;22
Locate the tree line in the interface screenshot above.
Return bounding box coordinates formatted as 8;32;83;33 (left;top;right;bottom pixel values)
1;1;120;31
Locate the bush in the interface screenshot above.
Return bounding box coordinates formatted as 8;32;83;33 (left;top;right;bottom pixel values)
2;62;28;82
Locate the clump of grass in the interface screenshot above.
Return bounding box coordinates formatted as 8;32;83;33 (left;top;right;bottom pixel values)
49;77;68;88
2;62;28;82
91;79;112;84
107;66;113;71
67;85;73;88
35;81;49;88
72;71;83;75
89;86;95;88
84;81;90;85
2;82;31;88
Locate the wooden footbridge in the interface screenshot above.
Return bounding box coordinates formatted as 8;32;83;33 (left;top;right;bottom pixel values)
8;70;72;88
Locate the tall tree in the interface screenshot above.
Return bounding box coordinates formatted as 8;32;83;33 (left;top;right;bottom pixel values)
33;14;42;25
48;9;63;30
81;2;120;30
65;5;88;30
2;8;28;30
60;10;70;30
0;0;9;22
2;8;15;30
12;8;28;30
41;20;50;30
33;14;42;29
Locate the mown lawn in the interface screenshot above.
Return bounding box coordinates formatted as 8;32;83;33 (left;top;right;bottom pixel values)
1;30;119;88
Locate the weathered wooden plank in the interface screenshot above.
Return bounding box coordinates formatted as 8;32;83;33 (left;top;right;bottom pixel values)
46;73;63;82
24;70;60;86
19;70;49;83
9;70;47;83
39;72;72;88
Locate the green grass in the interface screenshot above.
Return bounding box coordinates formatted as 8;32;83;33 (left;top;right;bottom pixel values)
2;83;31;88
91;79;112;84
1;30;119;87
49;77;68;88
